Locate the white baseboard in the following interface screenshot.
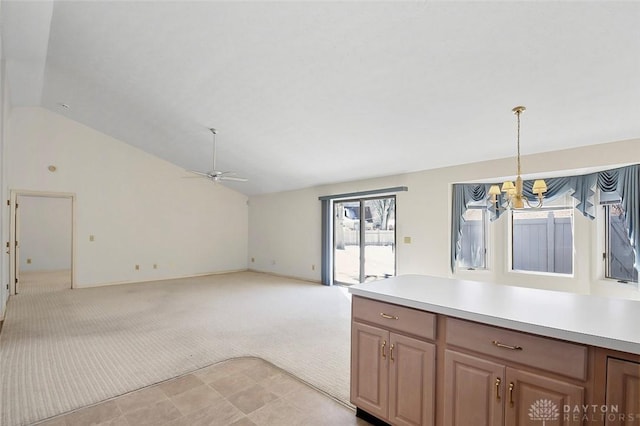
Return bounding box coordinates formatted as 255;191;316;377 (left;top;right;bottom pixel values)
74;269;250;289
247;268;322;285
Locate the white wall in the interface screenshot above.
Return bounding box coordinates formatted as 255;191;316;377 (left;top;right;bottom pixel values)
0;39;9;319
18;196;72;272
6;107;248;288
249;138;640;300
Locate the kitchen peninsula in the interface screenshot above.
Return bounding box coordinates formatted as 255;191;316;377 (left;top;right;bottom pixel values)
349;275;640;426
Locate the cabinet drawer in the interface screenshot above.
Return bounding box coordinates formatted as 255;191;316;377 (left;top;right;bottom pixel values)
446;317;588;380
352;296;436;340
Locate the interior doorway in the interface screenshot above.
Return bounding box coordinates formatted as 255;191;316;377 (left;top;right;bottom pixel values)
9;191;75;295
333;196;396;285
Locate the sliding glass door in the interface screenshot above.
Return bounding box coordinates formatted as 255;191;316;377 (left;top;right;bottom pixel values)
333;196;396;285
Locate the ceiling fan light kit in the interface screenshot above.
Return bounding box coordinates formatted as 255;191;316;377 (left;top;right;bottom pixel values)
187;128;248;184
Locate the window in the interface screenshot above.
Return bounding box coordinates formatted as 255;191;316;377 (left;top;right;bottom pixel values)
457;207;488;270
604;203;638;283
511;208;573;275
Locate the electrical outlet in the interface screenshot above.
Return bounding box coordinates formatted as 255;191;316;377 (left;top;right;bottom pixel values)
89;235;95;242
312;264;315;271
135;264;140;270
153;264;157;269
26;258;32;264
251;257;255;263
404;236;412;244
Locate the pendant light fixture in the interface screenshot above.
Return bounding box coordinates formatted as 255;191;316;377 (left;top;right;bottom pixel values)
489;106;547;209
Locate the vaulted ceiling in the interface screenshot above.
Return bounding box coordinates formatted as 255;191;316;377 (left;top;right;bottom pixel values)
2;1;639;195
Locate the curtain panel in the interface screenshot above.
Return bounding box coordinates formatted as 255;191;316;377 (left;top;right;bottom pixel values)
450;165;640;276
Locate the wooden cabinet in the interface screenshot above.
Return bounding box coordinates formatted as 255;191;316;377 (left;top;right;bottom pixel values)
505;368;584;426
351;297;436;426
443;350;583;426
605;358;640;426
351;321;389;420
443;350;504;426
389;333;436;426
350;296;640;426
443;318;586;426
349;275;640;426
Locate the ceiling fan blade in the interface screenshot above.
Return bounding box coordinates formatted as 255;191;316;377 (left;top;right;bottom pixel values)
186;170;211;177
220;176;248;182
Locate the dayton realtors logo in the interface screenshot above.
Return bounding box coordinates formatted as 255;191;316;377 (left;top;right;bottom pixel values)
564;404;638;423
529;400;639;424
529;399;560;425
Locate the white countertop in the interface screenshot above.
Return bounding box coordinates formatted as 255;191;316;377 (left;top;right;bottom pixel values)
349;275;640;355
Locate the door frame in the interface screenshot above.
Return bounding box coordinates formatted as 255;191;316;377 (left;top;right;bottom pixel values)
333;195;397;285
319;186;407;285
8;190;77;295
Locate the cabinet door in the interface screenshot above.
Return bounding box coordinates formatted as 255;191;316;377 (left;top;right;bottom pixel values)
443;350;504;426
505;367;584;426
389;333;436;426
606;358;640;426
351;322;389;420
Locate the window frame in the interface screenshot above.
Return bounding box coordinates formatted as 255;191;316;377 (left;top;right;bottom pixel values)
456;205;490;271
508;197;575;277
603;203;638;285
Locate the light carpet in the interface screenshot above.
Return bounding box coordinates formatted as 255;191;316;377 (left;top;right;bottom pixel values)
16;270;71;295
0;271;353;426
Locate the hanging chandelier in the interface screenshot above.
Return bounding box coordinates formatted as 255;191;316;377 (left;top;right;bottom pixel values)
489;106;547;209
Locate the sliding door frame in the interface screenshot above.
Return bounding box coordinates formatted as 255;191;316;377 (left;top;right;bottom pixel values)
320;186;407;286
330;194;398;285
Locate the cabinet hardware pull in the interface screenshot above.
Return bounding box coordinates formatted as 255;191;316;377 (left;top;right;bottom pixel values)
390;344;395;362
508;382;515;406
380;313;399;320
495;378;501;401
492;340;523;351
381;340;386;359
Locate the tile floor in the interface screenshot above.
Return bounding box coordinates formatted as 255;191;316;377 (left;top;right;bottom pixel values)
35;357;370;426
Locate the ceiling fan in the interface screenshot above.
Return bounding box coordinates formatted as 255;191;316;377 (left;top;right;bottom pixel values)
187;128;248;183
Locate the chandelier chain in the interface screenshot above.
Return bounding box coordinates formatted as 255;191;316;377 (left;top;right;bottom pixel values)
516;108;521;177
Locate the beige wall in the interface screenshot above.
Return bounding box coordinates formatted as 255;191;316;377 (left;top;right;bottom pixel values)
249;139;640;300
6;107;249;288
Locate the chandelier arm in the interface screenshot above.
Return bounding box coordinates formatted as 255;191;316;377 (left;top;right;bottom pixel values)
524;196;544;209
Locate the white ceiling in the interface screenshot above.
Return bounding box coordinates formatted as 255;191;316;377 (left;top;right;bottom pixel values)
2;1;639;195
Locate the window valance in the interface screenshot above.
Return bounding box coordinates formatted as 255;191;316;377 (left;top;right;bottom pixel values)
451;164;640;275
